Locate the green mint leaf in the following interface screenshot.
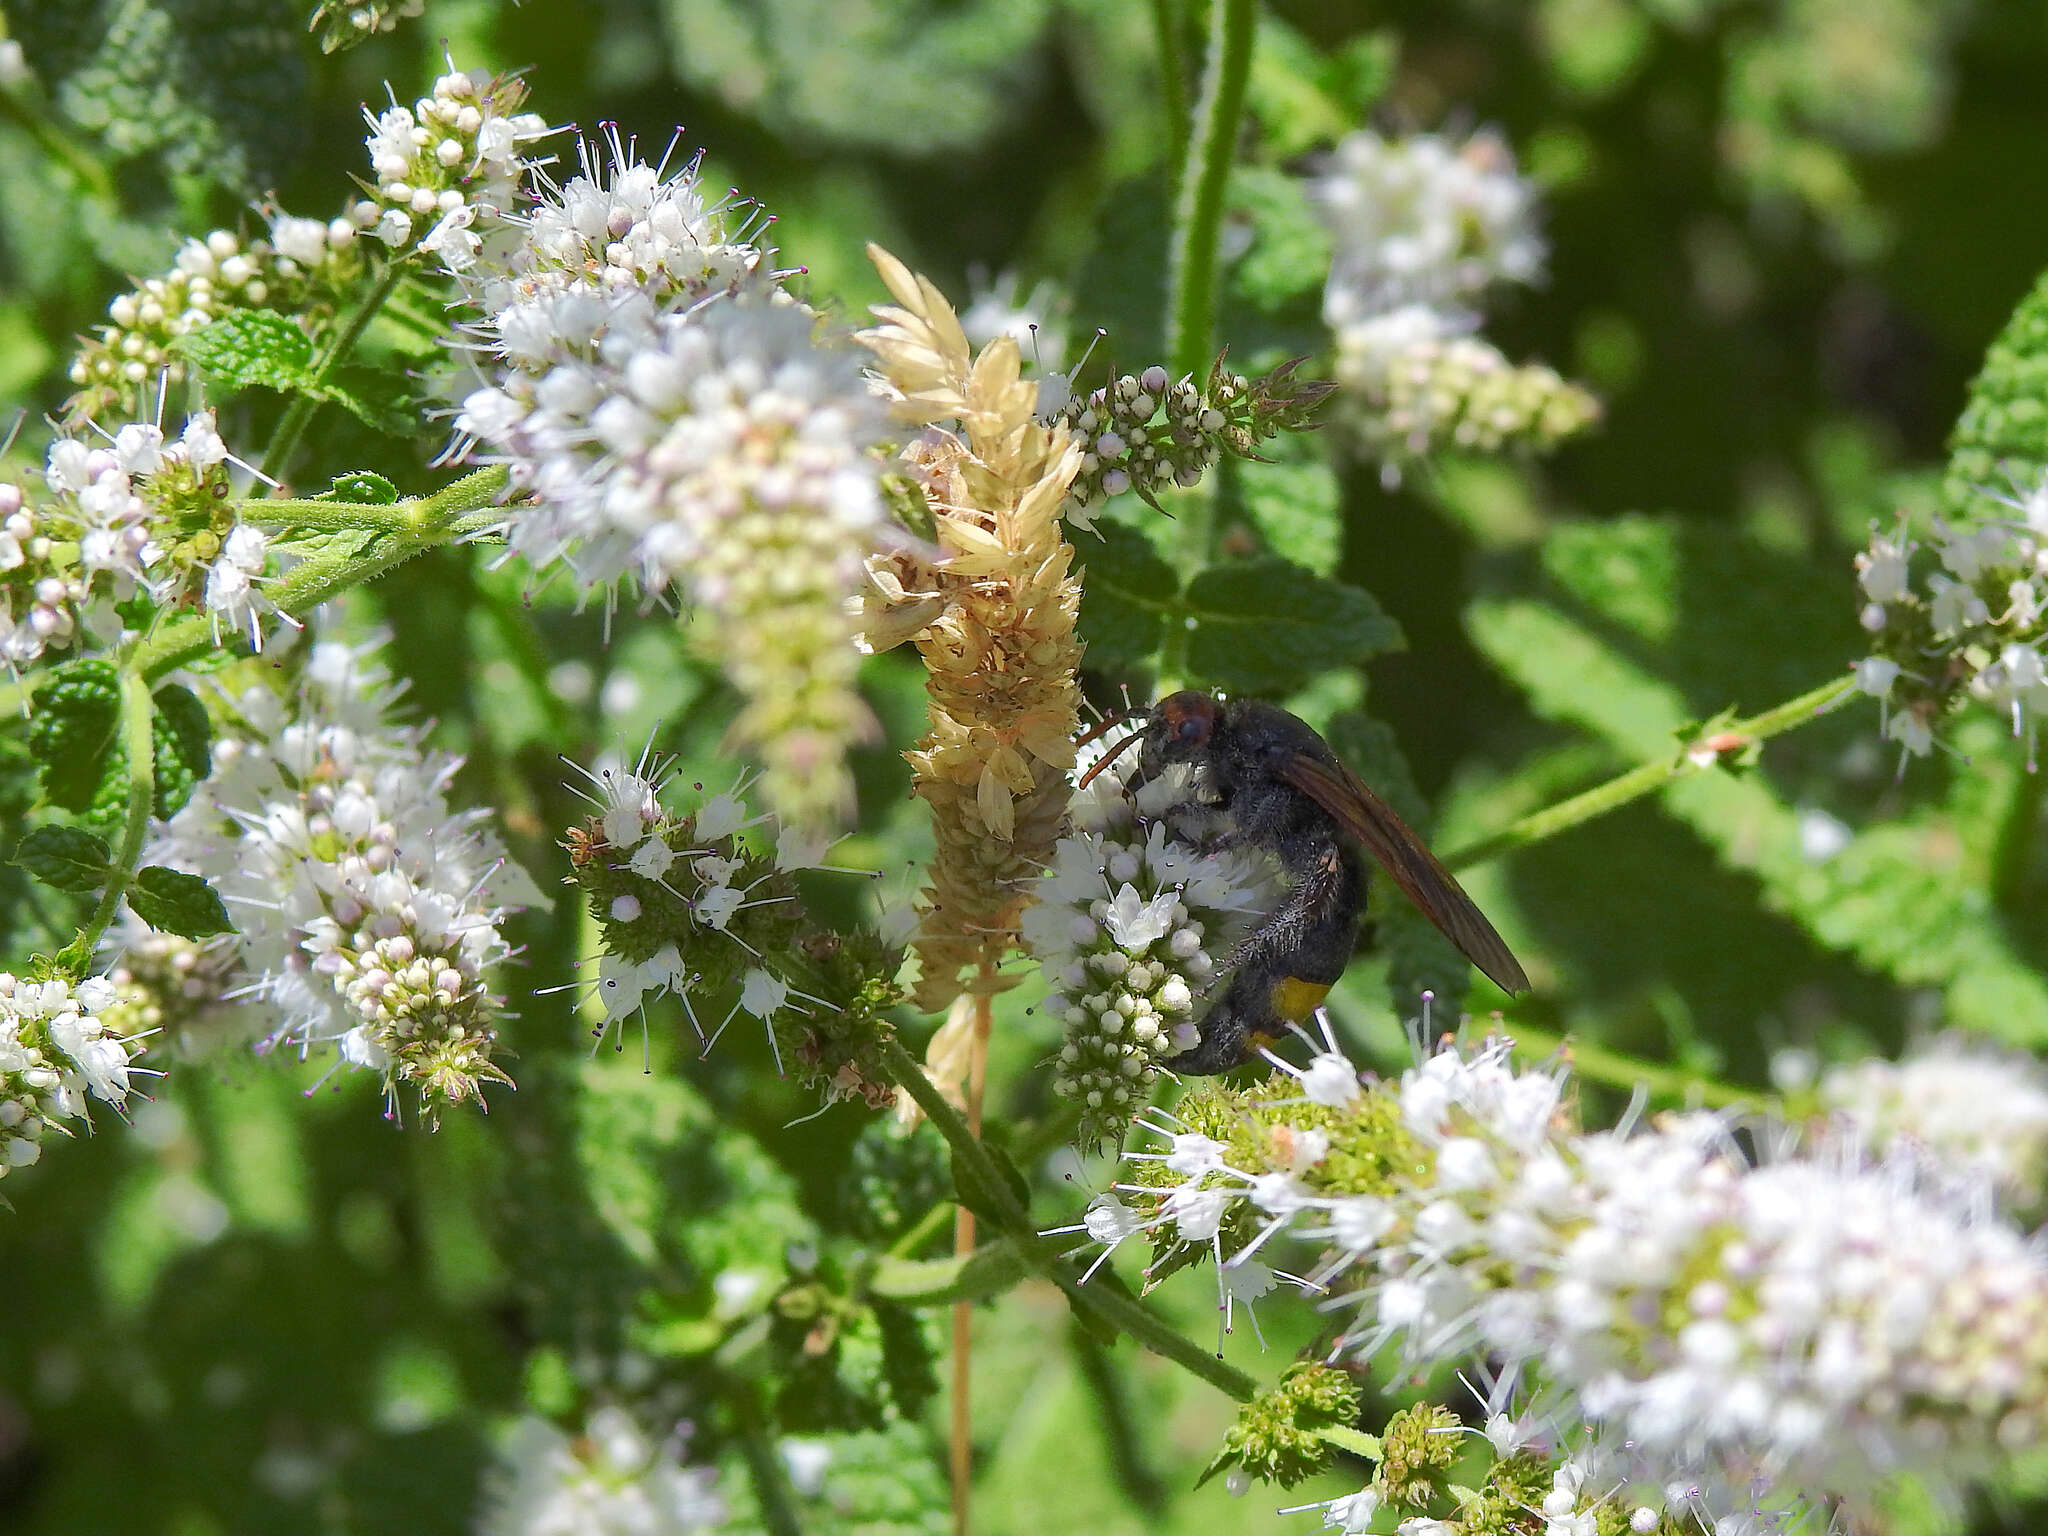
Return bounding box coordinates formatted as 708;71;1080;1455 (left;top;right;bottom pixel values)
1945;265;2048;517
1075;520;1178;675
151;684;213;818
29;659;122;813
172;309;318;394
1183;560;1403;693
1222;433;1342;576
13;826;113;893
128;866;236;938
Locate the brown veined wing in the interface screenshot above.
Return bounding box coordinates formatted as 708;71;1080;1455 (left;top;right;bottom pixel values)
1273;753;1532;996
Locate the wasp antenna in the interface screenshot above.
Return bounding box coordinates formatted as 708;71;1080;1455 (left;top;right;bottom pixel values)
1073;709;1133;752
1076;728;1144;789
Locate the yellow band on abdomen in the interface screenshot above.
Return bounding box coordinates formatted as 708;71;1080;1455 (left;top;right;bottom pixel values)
1269;976;1333;1023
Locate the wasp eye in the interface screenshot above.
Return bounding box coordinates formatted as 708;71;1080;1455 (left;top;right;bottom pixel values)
1158;691;1217;750
1176;715;1208;746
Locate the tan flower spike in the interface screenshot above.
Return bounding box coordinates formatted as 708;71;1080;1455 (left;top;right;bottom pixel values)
857;246;1084;1010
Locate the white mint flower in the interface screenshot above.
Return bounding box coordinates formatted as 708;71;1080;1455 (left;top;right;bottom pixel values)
1098;1030;2048;1527
0;970;147;1177
478;1407;724;1536
1029;745;1280;1147
126;638;538;1118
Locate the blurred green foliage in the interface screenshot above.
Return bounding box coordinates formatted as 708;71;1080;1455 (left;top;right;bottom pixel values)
4;0;2048;1531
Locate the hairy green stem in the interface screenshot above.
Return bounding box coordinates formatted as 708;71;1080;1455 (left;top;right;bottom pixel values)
259;261;409;481
129;466;509;684
1504;1023;1752;1109
1152;0;1191;184
1165;0;1255;384
878;1035;1033;1231
1315;1423;1382;1461
1444;674;1858;873
76;672;156;957
1048;1270;1260;1402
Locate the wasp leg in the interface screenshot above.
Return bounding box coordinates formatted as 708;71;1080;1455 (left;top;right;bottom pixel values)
1217;843;1360;983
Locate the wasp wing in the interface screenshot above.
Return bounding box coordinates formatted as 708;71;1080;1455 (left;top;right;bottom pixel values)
1274;753;1531;995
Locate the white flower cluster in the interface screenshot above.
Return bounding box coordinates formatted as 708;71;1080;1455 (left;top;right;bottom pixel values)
125;639;539;1117
360;68;550;271
1091;1033;2048;1525
1304;129;1593;475
1818;1038;2048;1207
0;412;278;668
1853;478;2048;762
66;216;364;412
0;973;144;1178
477;1407;725;1536
1021;751;1279;1146
1308;129;1543;322
456;137;889;824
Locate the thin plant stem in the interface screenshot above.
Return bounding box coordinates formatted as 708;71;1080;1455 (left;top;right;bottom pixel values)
1993;756;2047;916
259;261;409;482
1444;674;1858;873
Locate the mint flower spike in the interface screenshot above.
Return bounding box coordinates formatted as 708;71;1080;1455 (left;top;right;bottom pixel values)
125;638;539;1122
454;130;888;828
1088;1023;2048;1527
0;971;150;1179
1853;473;2048;768
1303;126;1597;478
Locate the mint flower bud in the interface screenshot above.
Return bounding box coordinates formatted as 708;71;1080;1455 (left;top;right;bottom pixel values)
1051;357;1333;526
1207;1362;1363;1490
0;971;145;1178
1022;750;1280;1147
129;640;538;1119
0;411;280;666
309;0;425;53
99;929;250;1061
1091;1030;2048;1525
477;1407;725;1536
1335;306;1600;478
